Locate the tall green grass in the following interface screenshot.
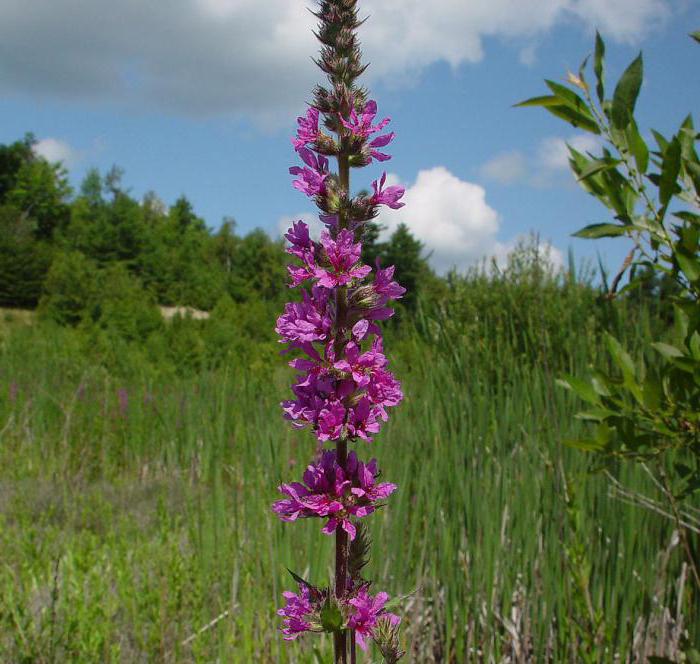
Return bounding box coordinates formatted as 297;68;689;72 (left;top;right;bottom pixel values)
0;274;694;662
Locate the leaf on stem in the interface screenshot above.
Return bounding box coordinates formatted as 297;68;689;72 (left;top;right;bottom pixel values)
611;53;643;130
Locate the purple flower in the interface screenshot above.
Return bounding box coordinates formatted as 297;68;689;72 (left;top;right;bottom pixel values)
340;100;389;138
370;173;405;210
340;100;395;163
278;582;324;640
347;586;400;651
292;107;320;151
284;220;313;261
272;450;397;540
276;287;332;345
314;230;371;288
374;264;406;301
368;131;395;162
289;148;329;198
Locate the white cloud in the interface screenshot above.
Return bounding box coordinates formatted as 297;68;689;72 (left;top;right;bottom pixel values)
0;0;671;119
479;151;527;184
569;0;670;43
33;137;79;166
376;166;501;273
538;133;602;170
478;133;601;187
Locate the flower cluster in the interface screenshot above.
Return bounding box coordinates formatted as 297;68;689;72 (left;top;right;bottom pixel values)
277;219;405;443
275;1;406;659
278;581;399;652
273;450;397;540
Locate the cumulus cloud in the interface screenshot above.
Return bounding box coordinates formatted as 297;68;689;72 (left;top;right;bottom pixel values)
33;137;79;166
479;151;527;184
375;167;501;273
479;133;602;187
0;0;671;119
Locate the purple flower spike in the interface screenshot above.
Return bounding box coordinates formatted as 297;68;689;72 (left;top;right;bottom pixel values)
371;173;405;210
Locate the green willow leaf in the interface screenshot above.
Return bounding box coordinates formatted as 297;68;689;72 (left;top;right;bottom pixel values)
573;223;626;239
514;95;562;108
594;31;605;103
545;104;601;134
659;137;681;208
611;53;643;130
626;119;649;175
545;80;592;115
556;375;600;404
676;249;700;282
576;158;621;182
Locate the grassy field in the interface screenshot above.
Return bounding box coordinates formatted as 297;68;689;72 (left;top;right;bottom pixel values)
0;291;696;662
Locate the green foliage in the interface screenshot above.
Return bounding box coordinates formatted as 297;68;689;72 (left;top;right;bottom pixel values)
0;275;694;660
0;206;52;307
521;32;700;592
39;251;99;326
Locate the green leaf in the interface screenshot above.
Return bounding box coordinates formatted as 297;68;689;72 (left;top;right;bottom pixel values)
642;377;662;411
626;119;649;174
651;342;683;359
287;568;317;591
575;408;616;422
514;94;563;108
573;223;626;239
557;375;600;404
676;249;700;282
545;80;592;115
605;333;636;382
591;372;612;397
594;32;606;103
691;30;700;44
674;211;700;225
659;137;681;208
651;129;669;153
545;104;601;134
576;158;621;182
611;53;643;130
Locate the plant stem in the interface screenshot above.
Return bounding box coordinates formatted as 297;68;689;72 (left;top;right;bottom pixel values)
334;151;351;664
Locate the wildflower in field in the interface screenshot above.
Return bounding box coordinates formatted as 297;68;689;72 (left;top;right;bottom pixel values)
274;0;406;659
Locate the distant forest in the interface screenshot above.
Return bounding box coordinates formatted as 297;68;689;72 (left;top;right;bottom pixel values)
0;133;436;314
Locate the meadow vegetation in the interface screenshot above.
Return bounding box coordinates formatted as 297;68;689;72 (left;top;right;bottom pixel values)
1;31;699;657
1;226;695;660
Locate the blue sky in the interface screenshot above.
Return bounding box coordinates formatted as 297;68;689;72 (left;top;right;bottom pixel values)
1;0;698;275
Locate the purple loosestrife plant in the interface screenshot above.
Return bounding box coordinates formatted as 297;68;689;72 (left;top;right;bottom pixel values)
272;1;406;662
